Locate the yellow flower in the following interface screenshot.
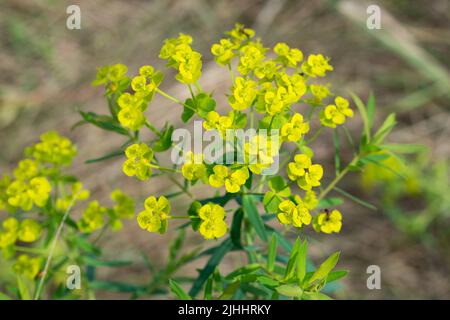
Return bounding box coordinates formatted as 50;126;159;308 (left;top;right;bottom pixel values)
301;54;333;78
211;38;235;65
13;254;42;280
303;190;318;210
111;189;135;219
254;60;280;80
203;111;232;136
281;113;310;142
277;196;311;228
244;134;278;174
181;152;207;182
274;42;303;67
320;96;353;128
237;42;266;75
17;219;42;242
197;203;227;240
227;23;255;45
78;201;107;233
118;106;145;131
228;77;258;111
0;175;13;212
92;63;128;87
27;177;51;207
56;182;90;212
13;159;39;181
310;84;331;103
313;209;342;234
208;165;249;193
0;217;19;249
137;196;170;233
122;143;154;181
160;34;202;84
262;86;287;115
7;177;51;211
25;131;77;166
287;154;323;191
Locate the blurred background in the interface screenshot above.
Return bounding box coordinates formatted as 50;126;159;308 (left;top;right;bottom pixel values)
0;0;449;299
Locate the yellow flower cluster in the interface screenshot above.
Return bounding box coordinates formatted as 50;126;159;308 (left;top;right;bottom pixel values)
0;217;42;249
25;131;77;166
7;177;51;211
244;134;277;174
287;154;324;191
137;196;170;234
209;165;249;193
13;254;42;279
117;65;163;131
277;195;311;228
203;111;233;136
123;143;154;181
229;77;258;111
320;96;353;128
160;34;202;84
301;54;333;78
313;209;342;234
181;152;207;182
198;203;227;239
280;113;310;142
92;63;129;94
77;200;108;233
274;42;303;67
56;182;90;212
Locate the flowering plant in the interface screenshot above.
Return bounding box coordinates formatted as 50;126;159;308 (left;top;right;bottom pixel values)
0;24;408;300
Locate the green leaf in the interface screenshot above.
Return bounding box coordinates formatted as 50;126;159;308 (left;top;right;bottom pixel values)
297;240;308;283
204;276;213;300
230;209;244;248
225;264;261;280
0;292;12;300
17;276;31;300
380;143;426;154
169;279;192;300
229;110;247;129
350;93;371;141
196;93;216;118
367;92;375;128
257;276;280;288
219;281;241;300
85;149;124;164
79;111;129;136
275;284;303;298
168;229;185;266
243;195;268;241
153;124;174;152
263;191;282;214
189;238;233;297
267;233;278;272
308;252;340;285
326;270;348;283
268;176;291;197
284;238;301;280
334;187;377;211
181;98;196;123
317;197;343;210
302;291;333;300
373;113;396;145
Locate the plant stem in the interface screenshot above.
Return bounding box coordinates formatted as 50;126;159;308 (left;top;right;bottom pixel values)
318;155;359;200
34;193;80;300
306;127;323;144
145;120;162;138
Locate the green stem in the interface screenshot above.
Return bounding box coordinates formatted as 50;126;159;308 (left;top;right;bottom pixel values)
306;127;323;144
145;120;163;138
34;192;80;300
318;155;359;200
